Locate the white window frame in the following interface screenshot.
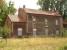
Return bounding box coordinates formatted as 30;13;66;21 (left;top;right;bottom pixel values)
56;30;59;35
45;18;48;27
32;16;36;21
45;18;48;25
56;19;58;25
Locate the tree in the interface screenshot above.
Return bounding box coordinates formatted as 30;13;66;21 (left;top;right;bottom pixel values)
8;1;16;15
0;0;16;26
37;0;67;16
38;0;62;11
0;26;11;38
61;0;67;19
0;0;16;38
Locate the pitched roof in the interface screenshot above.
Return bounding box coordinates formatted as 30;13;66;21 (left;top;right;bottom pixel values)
8;8;61;22
8;15;20;22
23;8;61;16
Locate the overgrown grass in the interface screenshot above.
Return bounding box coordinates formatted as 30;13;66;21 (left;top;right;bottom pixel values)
63;28;67;37
0;38;67;50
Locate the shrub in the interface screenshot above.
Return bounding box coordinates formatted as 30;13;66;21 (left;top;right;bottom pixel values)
0;26;11;38
60;45;67;50
64;45;67;50
63;28;67;37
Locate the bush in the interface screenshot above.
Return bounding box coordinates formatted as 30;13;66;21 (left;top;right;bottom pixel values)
0;26;11;38
59;45;67;50
63;28;67;37
64;45;67;50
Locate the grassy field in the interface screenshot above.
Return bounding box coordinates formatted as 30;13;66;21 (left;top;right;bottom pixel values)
0;37;67;50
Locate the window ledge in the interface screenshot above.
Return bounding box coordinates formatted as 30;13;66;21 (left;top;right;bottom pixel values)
44;26;48;27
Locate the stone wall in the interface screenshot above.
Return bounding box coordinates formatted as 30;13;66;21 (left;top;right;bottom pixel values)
27;14;62;36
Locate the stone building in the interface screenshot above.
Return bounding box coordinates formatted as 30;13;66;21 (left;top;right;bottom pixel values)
5;6;63;37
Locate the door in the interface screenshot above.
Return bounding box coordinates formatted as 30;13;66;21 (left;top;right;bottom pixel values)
17;28;23;36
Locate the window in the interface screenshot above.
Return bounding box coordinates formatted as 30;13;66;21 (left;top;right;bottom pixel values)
33;28;37;36
45;18;48;25
56;30;59;35
45;28;48;35
45;18;48;27
56;19;58;25
32;16;36;21
33;18;36;21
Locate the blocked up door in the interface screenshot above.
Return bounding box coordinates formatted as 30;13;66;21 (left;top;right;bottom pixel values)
17;28;23;36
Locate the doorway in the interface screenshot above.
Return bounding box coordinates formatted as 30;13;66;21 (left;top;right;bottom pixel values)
17;28;23;36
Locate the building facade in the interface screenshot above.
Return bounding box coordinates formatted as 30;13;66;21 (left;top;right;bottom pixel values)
5;7;63;37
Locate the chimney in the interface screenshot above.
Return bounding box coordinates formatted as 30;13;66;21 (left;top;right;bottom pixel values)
23;5;25;8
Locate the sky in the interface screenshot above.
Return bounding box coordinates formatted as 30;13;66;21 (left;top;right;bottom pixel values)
6;0;40;9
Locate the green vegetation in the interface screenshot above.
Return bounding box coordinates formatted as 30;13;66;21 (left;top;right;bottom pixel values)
0;0;16;26
62;28;67;37
37;0;67;19
0;26;11;38
0;38;67;50
0;0;16;38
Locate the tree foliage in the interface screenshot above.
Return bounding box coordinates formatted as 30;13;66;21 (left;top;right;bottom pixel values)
8;1;16;15
0;0;16;37
0;26;11;38
62;0;67;19
0;0;16;26
37;0;61;11
37;0;67;19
